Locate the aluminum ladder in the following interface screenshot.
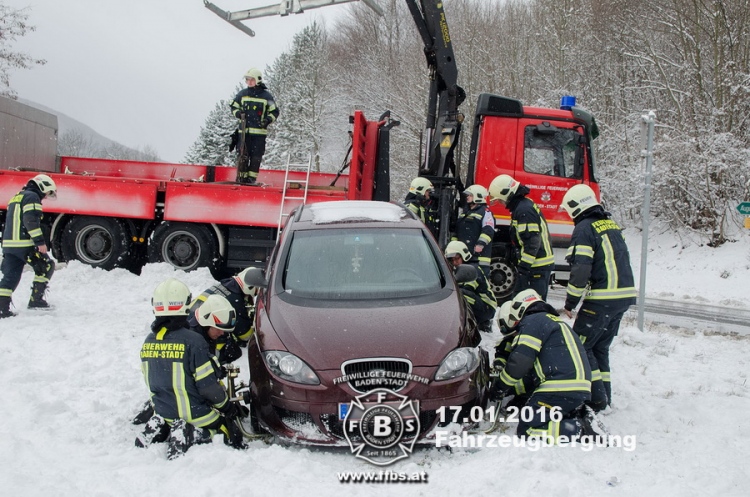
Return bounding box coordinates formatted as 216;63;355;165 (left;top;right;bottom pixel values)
276;154;313;241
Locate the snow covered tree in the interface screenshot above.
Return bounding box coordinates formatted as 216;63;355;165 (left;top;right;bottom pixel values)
0;4;45;99
264;21;335;171
183;86;240;166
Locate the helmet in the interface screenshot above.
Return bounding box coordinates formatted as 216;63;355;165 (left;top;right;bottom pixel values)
488;174;519;204
30;174;57;199
463;184;488;204
409;177;434;197
195;294;237;332
444;240;472;262
233;267;256;296
244;67;262;82
498;289;542;333
152;278;192;316
562;184;600;219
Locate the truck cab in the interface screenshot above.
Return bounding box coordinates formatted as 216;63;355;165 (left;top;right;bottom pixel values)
467;94;601;298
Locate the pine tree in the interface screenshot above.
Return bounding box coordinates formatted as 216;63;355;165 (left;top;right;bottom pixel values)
183;87;240;165
0;4;46;98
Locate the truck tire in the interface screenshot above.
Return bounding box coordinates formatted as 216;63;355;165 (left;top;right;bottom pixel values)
149;222;218;272
489;259;516;301
61;216;133;270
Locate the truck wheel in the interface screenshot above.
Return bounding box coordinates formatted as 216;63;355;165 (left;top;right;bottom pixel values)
149;222;218;272
61;217;133;270
489;259;515;301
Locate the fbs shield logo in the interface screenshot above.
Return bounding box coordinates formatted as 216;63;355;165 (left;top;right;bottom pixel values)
342;388;420;466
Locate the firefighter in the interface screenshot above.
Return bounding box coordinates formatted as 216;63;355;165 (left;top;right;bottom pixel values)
137;278;245;459
189;266;256;347
132;292;244;426
491;289;592;442
0;174;58;317
454;184;495;280
404;177;438;238
560;184;637;412
230;67;279;185
488;174;554;300
444;240;497;333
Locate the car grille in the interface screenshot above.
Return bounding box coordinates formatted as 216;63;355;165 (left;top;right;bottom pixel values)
341;358;412;393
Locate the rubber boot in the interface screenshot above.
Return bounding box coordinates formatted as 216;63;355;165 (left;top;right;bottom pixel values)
28;282;51;310
135;415;170;448
0;296;17;318
166;419;212;460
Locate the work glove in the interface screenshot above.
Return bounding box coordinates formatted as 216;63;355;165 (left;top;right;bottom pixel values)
488;377;510;402
219;335;243;364
262;116;273;129
229;129;239;152
218;400;242;421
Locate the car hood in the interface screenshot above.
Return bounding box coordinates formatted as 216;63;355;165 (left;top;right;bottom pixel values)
265;293;465;371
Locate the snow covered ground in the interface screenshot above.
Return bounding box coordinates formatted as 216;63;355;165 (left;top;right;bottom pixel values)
0;228;748;496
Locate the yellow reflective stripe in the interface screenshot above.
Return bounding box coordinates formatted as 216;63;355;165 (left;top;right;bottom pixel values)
601;234;617;289
517;335;542;352
2;240;35;247
195;360;215;381
22;203;42;212
499;368;519;386
536;379;591;393
601;371;611;382
479;233;492;243
173;362;190;420
28;228;43;238
531;255;555;267
237;328;254;341
243;128;268;135
463;294;477;305
155;328;168;341
478;257;491;264
534;359;545;382
514;381;526;396
527;419;561;440
591;369;602;381
558;319;587;381
189;409;221;427
566;283;586;298
568;245;594;259
32;275;50;283
0;289;13;297
469;213;483;220
481;294;498;309
587;287;637;299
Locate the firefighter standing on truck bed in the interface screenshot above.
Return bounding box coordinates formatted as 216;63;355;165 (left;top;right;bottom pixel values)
488;174;555;300
0;174;58;318
560;184;637;412
230;67;279;185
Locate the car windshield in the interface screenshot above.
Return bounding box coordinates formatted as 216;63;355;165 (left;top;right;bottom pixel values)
281;228;445;299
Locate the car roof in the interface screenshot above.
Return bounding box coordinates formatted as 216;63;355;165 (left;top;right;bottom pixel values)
292;201;422;229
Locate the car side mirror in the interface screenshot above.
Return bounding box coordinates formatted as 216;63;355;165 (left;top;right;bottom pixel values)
454;264;477;284
243;267;268;288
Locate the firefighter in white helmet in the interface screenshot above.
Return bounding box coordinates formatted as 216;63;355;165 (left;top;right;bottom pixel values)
137;278;246;459
230;67;279;185
491;289;596;443
444;240;497;333
488;174;554;299
0;174;58;317
404;177;438;237
453;184;495;280
560;183;636;412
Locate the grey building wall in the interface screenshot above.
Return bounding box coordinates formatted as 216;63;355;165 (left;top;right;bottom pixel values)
0;96;58;172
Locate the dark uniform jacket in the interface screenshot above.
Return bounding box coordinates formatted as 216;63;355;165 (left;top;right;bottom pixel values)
404;193;438;238
498;302;592;398
455;264;497;323
188;277;254;343
140;317;229;428
2;184;46;256
564;206;637;311
230;84;279;135
506;186;554;271
455;203;495;269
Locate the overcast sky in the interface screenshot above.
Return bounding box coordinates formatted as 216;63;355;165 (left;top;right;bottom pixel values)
5;0;357;162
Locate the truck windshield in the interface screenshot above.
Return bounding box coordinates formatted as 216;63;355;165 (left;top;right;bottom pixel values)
523;126;583;179
281;228;444;300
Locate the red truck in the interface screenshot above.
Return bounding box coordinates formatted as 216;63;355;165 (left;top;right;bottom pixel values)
0;102;391;279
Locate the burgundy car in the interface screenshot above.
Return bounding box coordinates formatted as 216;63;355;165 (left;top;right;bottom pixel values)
243;201;489;445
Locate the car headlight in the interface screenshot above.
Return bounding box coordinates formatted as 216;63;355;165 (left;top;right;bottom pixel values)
264;351;320;385
434;347;480;381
